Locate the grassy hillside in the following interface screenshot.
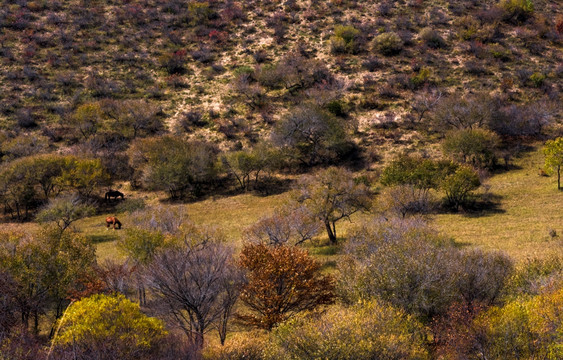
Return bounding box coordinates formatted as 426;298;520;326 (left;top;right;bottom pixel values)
435;146;563;260
0;0;561;151
85;145;562;263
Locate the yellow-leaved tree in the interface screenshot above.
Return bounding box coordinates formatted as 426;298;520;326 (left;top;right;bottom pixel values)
474;288;563;360
51;293;166;359
543;137;563;190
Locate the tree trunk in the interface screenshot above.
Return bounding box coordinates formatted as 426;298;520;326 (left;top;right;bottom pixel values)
325;221;337;244
558;165;561;190
34;308;39;335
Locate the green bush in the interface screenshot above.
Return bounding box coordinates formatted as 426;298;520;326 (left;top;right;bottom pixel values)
419;27;446;48
158;50;188;75
128;136;219;199
233;65;255;78
530;72;545;87
441;165;481;210
330;25;360;54
410;67;432;89
266;301;430;360
488;43;512;61
380;154;457;191
325;99;348;117
442;128;500;169
374;32;403;56
500;0;534;23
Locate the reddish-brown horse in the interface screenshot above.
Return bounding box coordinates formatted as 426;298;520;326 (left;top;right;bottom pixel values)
106;216;122;230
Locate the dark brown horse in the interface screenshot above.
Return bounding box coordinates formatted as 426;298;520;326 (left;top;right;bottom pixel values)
105;190;124;201
106;216;122;230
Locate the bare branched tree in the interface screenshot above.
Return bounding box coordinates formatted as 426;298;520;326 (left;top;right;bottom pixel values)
411;89;442;123
144;236;242;349
129;205;190;235
244;204;320;246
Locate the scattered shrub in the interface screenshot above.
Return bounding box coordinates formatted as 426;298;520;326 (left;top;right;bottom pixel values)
410;67;432;89
441;165;481;210
530;72;546;87
442;128;500;169
362;56;383;71
330;25;360;54
374;32;403;56
419;27;446;48
500;0;534;23
488;43;512;61
159;50;188;75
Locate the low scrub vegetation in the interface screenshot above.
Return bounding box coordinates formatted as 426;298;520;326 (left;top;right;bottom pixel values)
0;0;561;358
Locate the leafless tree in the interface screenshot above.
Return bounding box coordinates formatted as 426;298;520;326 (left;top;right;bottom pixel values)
129;205;190;235
411;89;442;123
432;92;493;131
144;236;243;349
96;260;135;296
379;184;432;218
231;74;267;110
244;204;320;246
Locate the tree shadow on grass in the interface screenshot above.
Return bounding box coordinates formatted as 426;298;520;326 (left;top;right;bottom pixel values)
430;193;506;218
87;233;119;244
461;193;506;218
158;177;294;204
451;240;475;249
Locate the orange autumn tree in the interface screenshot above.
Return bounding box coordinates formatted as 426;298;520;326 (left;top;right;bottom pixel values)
238;243;335;330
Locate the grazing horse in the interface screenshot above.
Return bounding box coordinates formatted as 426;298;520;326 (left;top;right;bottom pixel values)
105;190;124;201
106;216;122;230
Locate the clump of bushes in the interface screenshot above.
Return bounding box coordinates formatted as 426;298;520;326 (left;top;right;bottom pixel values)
500;0;534;23
159;49;188;74
266;301;430;360
339;218;513;320
419;27;446;48
374;32;403;56
488;43;512;61
330;25;360;54
442;128;500;169
441;165;481;211
529;72;546;87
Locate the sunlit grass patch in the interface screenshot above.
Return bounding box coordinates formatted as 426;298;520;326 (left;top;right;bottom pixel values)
434;146;563;261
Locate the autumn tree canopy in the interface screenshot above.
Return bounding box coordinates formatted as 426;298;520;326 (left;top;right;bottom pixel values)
238;243;335;330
